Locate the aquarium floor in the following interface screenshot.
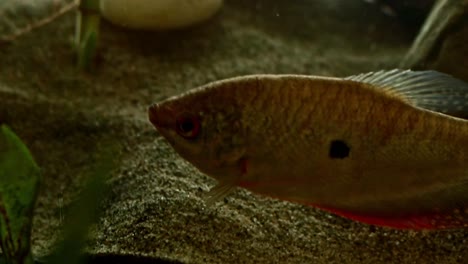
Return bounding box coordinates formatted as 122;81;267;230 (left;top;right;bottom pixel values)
1;0;467;263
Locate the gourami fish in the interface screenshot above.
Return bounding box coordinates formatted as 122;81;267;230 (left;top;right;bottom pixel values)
148;69;468;230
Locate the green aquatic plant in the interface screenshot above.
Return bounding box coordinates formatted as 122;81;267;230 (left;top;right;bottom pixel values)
0;125;40;264
0;0;101;71
75;0;101;71
0;124;116;264
47;146;114;264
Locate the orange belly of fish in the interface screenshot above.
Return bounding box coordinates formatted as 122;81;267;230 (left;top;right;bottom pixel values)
312;204;468;230
238;180;468;229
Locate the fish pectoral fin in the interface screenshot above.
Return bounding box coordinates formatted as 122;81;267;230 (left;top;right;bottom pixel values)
202;157;248;206
202;181;236;206
345;69;468;118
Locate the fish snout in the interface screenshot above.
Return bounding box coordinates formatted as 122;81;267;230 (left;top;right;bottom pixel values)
148;104;174;129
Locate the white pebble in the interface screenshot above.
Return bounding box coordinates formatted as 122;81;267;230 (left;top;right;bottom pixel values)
100;0;223;30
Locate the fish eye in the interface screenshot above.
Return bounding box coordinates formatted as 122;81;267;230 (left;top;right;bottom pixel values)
176;115;200;139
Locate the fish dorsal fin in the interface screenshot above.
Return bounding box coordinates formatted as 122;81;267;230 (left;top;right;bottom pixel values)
345;69;468;118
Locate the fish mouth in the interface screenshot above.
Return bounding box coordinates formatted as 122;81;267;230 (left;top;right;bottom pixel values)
148;103;174;129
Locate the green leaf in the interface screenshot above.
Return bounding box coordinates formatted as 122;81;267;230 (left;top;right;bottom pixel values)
75;0;101;71
0;125;40;264
76;30;99;71
47;143;117;264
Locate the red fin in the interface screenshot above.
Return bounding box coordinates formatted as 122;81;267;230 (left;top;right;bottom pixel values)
236;180;468;230
312;204;468;230
314;205;432;229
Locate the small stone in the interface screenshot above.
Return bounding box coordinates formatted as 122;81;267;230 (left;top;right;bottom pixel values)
100;0;223;30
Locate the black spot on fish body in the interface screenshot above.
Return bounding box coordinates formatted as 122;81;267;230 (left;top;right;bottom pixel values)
329;140;350;159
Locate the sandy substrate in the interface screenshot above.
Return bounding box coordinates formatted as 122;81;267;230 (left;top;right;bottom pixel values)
1;0;467;263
